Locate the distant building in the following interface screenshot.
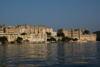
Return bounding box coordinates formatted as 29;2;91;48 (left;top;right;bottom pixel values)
0;26;4;34
0;33;47;42
0;24;57;42
58;28;96;41
93;31;100;41
1;24;56;35
2;24;47;34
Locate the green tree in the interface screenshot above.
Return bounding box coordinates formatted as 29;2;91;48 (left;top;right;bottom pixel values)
0;36;8;44
50;37;56;41
57;33;65;37
58;39;61;42
61;33;65;37
47;39;50;41
65;37;70;41
69;38;73;41
83;30;90;34
21;33;27;35
61;37;67;42
16;37;23;43
73;38;78;41
46;32;51;35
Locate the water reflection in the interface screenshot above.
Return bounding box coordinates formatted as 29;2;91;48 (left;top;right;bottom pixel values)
96;42;100;62
0;42;100;67
57;43;97;64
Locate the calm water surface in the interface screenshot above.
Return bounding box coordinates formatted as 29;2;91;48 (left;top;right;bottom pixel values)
0;42;100;67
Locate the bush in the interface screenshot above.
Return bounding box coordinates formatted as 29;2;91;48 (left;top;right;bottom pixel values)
83;30;90;34
58;39;61;42
61;37;71;42
0;36;8;44
61;37;67;42
69;38;73;41
73;38;78;41
61;37;78;42
46;32;51;35
47;39;50;41
50;37;56;41
21;33;27;35
16;37;23;43
57;33;65;37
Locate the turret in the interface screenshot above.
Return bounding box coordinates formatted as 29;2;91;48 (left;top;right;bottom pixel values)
71;28;74;38
78;28;81;40
62;27;65;30
71;28;74;31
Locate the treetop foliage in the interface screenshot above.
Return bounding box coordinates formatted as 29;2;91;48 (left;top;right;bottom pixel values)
46;32;51;35
0;36;8;44
83;30;90;34
16;37;23;43
21;33;27;35
57;33;65;37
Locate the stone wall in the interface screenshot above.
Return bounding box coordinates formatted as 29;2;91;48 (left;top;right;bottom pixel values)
1;24;47;34
80;34;96;41
18;24;47;34
0;33;47;42
57;28;97;41
5;27;20;34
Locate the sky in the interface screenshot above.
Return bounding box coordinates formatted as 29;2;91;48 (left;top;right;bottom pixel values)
0;0;100;32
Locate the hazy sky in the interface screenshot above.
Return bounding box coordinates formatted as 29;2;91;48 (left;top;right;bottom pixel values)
0;0;100;32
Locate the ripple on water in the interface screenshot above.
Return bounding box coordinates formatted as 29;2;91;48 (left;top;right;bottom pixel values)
0;43;100;67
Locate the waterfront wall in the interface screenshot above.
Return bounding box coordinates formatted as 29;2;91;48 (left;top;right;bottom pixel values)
0;33;47;42
0;24;58;43
58;28;97;41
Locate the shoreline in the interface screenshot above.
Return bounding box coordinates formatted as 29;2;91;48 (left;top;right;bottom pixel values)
0;41;99;45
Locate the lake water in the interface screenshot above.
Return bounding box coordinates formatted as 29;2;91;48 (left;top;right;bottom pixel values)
0;42;100;67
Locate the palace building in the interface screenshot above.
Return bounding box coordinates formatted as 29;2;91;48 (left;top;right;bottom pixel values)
0;24;56;42
58;28;96;41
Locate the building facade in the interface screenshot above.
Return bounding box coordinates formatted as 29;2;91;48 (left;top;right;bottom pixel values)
46;28;57;37
58;28;96;41
0;24;56;42
1;24;56;35
0;33;47;42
